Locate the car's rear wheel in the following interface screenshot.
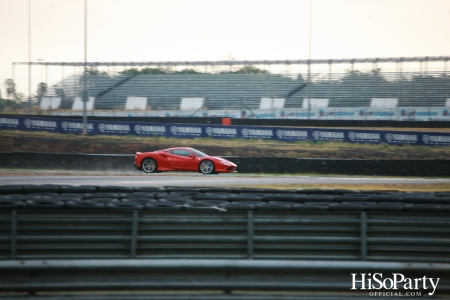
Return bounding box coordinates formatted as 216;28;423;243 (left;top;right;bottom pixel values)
199;160;215;174
142;158;158;173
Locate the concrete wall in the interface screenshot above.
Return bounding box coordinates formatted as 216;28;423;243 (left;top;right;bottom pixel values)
1;152;449;176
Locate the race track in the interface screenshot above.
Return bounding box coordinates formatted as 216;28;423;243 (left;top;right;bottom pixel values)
1;172;449;187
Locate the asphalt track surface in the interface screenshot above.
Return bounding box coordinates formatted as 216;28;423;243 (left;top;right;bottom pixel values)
1;172;449;187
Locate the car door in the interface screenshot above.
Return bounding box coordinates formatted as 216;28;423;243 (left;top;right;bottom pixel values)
171;149;198;171
158;150;178;170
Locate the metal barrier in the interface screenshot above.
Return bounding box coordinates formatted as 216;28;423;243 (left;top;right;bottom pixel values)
2;210;450;263
3;152;450;176
0;259;449;298
2;185;450;299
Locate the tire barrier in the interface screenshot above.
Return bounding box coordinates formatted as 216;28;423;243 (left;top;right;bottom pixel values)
24;199;66;210
83;193;121;199
106;201;144;211
60;185;98;194
23;184;61;194
144;202;182;211
2;152;450;176
197;200;230;206
1;184;450;213
98;186;135;193
85;198;120;204
257;202;292;211
66;200;105;210
0;199;24;210
121;198;159;204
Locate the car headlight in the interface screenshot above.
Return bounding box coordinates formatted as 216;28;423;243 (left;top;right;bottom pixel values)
220;161;231;166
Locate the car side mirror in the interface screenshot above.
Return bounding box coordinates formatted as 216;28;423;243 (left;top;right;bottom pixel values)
189;155;195;159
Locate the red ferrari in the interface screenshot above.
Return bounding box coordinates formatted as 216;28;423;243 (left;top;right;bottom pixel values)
134;147;237;174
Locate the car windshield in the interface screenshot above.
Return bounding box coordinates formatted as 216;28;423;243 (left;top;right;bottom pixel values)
189;148;208;157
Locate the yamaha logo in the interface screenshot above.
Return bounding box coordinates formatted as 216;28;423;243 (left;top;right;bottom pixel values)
61;122;68;130
24;119;31;128
98;124;105;132
276;130;283;137
134;125;141;134
170;126;178;134
422;135;430;144
312;131;320;139
241;128;249;137
385;133;393;141
348;132;356;140
205;127;213;136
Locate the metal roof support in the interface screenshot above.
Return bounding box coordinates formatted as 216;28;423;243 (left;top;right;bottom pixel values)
13;56;450;67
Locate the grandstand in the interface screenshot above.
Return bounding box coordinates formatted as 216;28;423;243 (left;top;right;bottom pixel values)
13;56;450;114
94;73;303;110
285;70;450;108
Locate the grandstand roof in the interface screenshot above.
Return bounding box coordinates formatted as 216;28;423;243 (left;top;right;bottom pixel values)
14;56;450;67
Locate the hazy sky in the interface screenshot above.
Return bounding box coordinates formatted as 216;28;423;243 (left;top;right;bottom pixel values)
1;0;450;97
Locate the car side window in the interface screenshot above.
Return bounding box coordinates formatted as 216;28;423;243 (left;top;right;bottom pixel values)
172;149;191;157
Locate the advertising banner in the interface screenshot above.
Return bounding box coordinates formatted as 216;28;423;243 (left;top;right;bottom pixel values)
1;115;450;146
53;106;450;121
0;116;20;129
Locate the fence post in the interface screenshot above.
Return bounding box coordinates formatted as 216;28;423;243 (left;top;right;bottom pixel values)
247;211;254;259
360;212;367;261
130;211;139;258
10;210;17;260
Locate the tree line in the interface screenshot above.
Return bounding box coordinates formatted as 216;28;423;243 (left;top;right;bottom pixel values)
1;79;48;111
117;65;269;75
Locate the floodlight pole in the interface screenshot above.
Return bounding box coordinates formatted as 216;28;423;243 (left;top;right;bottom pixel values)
82;0;88;135
28;0;32;115
306;0;313;120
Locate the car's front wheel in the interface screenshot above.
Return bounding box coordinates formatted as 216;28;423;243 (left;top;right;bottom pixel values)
142;158;158;173
199;160;215;174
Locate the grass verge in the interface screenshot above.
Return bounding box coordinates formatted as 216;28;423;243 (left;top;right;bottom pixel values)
1;129;450;159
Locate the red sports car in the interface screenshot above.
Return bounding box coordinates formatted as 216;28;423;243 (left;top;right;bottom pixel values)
134;147;237;174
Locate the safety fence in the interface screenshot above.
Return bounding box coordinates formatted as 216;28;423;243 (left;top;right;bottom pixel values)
1;115;450;146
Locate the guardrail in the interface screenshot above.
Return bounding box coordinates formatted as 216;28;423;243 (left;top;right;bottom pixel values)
2;152;450;176
1;259;449;297
2;210;450;263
